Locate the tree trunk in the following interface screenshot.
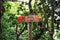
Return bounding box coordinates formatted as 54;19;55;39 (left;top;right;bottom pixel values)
0;0;5;40
0;17;2;40
49;0;54;40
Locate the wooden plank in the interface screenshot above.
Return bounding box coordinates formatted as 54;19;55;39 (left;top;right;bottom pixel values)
18;15;42;23
24;15;42;22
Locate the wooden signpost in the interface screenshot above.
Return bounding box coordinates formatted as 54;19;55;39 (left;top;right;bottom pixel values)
18;15;42;23
17;15;42;40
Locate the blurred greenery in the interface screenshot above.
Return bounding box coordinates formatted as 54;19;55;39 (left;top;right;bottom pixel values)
2;0;60;40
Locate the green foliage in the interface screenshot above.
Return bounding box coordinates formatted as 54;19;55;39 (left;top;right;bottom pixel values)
2;0;60;40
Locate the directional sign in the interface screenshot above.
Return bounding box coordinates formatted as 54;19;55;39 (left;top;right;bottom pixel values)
24;15;42;22
18;15;42;23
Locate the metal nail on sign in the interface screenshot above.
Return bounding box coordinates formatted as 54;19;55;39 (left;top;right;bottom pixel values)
18;15;42;23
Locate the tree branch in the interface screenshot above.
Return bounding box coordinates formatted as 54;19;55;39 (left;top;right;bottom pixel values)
48;0;55;40
18;25;26;36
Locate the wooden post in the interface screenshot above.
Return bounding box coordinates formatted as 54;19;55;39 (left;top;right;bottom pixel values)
28;0;33;40
28;2;33;40
28;22;32;40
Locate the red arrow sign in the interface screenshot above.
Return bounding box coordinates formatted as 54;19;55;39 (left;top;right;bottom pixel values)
18;16;24;23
